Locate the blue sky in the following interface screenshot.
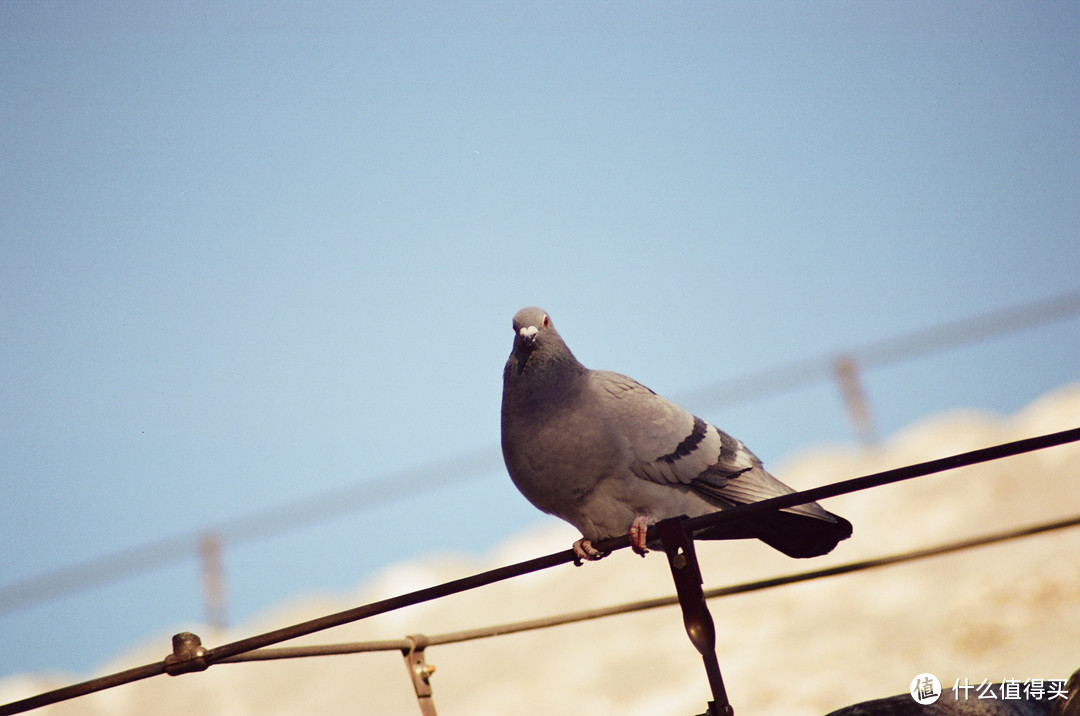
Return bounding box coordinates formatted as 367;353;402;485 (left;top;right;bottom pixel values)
2;1;1079;679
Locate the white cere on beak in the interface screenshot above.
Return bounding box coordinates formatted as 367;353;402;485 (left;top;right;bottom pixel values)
519;325;539;339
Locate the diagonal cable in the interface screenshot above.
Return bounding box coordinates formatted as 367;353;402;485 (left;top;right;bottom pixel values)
2;427;1078;715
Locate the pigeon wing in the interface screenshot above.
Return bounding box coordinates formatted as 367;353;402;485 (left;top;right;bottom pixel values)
590;370;831;521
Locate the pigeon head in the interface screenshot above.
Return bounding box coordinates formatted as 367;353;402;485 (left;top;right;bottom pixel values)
512;307;555;350
506;307;581;376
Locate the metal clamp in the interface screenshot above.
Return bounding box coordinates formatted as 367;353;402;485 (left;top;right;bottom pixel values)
401;634;437;716
163;632;209;676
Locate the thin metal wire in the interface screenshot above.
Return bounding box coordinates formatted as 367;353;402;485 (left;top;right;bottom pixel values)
680;426;1080;539
2;427;1078;715
3;290;1077;617
219;512;1080;663
0;449;502;616
678;289;1080;410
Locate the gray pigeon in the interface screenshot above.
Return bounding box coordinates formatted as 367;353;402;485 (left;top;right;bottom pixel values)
501;307;853;562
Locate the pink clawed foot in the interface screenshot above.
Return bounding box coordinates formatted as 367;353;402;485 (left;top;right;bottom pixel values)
572;538;608;565
629;515;654;557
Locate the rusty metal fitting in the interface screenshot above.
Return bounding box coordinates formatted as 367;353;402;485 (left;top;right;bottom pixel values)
163;632;209;676
402;634;436;691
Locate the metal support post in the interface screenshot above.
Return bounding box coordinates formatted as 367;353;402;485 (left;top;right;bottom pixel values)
657;517;734;716
199;533;228;631
834;354;876;445
400;634;437;716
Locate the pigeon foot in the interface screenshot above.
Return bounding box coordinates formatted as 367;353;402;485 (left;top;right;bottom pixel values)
629;515;653;556
572;538;609;565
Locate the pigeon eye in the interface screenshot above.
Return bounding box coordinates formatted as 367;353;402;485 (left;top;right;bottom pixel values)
542;314;550;328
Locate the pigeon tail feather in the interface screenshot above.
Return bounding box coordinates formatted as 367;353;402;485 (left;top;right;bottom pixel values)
697;509;854;558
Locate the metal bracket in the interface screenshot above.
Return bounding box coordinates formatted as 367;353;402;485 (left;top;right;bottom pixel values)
657;517;734;716
163;632;209;676
401;634;437;716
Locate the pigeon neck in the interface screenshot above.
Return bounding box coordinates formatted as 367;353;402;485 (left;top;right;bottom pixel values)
513;345;586;398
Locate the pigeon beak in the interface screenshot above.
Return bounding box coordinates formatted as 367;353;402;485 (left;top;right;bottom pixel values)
518;325;539;348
